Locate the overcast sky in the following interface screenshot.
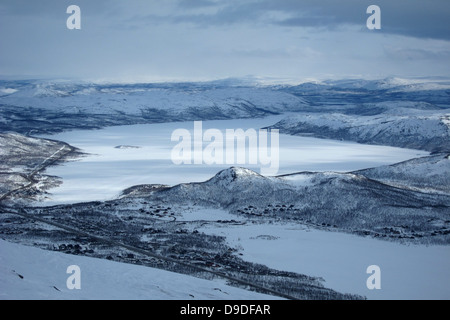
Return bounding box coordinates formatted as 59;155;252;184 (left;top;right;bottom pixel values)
0;0;449;82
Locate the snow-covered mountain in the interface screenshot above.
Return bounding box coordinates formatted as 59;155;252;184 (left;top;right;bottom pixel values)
268;110;450;153
0;133;82;203
282;77;450;105
0;80;307;135
322;77;450;92
1;77;449;137
356;153;450;194
148;167;293;208
137;164;450;244
3;81;307;114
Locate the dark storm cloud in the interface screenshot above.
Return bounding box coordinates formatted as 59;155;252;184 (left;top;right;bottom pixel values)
0;0;63;16
0;0;115;18
177;0;219;9
166;0;450;40
1;0;448;40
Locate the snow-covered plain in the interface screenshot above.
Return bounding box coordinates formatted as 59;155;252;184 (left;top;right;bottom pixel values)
188;209;450;300
39;116;427;204
0;240;277;300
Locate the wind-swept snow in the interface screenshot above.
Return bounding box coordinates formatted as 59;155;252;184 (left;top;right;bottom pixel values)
0;240;277;300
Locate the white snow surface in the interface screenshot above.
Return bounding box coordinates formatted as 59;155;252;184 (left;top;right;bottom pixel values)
0;88;18;96
0;240;277;300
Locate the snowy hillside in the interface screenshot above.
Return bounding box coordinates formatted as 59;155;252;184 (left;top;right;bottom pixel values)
0;133;82;203
322;77;450;92
1;77;449;138
283;77;450;105
356;153;450;194
144;165;450;244
0;240;276;300
3;82;307;114
152;167;293;208
268;110;450;152
0;133;78;172
1;197;362;300
0;80;307;135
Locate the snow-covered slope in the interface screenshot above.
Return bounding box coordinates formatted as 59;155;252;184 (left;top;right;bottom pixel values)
284;77;450;103
4;83;306;114
323;77;450;92
356;153;450;194
2;77;449;137
143;167;294;208
0;240;277;300
0;133;82;203
268;110;450;152
143;165;450;244
0;80;307;134
0;133;76;171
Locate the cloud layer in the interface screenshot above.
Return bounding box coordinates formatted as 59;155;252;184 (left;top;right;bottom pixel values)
0;0;449;80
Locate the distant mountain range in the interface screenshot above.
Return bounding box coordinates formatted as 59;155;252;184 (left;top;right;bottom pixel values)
1;79;449;150
0;79;307;135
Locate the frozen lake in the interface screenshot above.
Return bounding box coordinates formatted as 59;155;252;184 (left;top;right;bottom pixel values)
203;219;450;300
177;208;450;300
40;116;427;204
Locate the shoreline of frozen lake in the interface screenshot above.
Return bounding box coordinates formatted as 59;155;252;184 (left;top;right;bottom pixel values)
39;116;427;204
187;208;450;300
